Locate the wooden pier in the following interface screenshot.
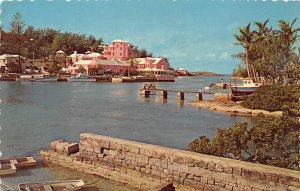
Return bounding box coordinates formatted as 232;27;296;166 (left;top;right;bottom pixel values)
141;88;214;100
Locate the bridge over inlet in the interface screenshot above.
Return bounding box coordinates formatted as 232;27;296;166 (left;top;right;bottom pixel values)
140;88;215;100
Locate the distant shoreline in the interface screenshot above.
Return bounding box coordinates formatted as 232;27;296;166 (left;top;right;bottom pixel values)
190;71;228;76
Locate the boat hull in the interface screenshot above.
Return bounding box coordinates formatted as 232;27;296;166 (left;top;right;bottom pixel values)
67;78;96;82
18;180;85;191
0;157;36;169
0;164;16;176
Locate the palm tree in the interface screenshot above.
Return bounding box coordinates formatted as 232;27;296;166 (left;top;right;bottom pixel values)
278;19;300;84
252;19;271;82
233;23;256;79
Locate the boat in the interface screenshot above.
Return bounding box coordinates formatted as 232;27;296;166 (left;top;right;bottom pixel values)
230;79;262;100
95;76;112;82
0;157;36;169
33;75;58;82
18;180;85;191
0;164;16;176
67;73;96;82
139;82;156;95
111;77;123;82
0;73;19;81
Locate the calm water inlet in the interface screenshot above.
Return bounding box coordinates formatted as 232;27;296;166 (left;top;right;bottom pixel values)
0;76;255;190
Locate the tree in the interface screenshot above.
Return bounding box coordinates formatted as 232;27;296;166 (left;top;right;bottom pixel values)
250;114;299;169
233;23;256;79
188;136;211;155
233;19;300;84
10;12;25;73
188;114;299;170
232;64;248;77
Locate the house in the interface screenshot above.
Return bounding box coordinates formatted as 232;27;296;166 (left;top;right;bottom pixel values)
88;59;135;76
176;68;192;76
66;51;105;66
135;57;175;81
0;54;30;73
103;40;135;61
135;57;173;71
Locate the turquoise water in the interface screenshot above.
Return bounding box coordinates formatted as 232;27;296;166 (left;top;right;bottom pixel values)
0;76;255;190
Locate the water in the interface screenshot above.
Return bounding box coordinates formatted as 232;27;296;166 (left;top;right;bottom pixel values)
0;76;256;190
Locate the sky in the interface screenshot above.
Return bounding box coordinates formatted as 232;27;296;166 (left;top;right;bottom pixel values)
1;0;300;74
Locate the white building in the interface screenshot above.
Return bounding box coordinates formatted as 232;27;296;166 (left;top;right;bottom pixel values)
0;54;30;72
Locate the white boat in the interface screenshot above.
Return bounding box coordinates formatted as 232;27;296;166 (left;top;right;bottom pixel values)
67;73;96;82
111;77;123;82
230;79;263;100
139;83;156;95
18;179;85;191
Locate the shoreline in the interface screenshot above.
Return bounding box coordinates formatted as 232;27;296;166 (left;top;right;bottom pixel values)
189;100;283;117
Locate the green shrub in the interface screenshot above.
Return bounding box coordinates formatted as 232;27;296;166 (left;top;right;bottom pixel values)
242;85;300;112
188;114;300;170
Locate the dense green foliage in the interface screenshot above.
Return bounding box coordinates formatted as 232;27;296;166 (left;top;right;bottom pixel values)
232;64;248;77
242;85;300;114
188;114;300;170
233;19;300;84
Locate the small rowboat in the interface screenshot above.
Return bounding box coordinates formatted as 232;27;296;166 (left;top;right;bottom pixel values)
18;180;85;191
0;163;17;176
0;157;36;169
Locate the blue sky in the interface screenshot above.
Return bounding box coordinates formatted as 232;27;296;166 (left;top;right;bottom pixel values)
1;0;300;73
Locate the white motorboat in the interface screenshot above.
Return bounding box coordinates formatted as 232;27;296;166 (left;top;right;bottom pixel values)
67;73;96;82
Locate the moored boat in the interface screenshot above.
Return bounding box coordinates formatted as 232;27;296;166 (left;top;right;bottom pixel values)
0;156;36;169
18;179;85;191
68;73;96;82
230;79;262;100
139;82;156;95
0;164;16;176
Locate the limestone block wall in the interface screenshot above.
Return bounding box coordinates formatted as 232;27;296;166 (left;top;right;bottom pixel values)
41;133;300;191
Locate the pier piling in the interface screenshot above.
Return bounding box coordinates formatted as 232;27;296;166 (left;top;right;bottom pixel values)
144;90;150;98
177;92;184;100
196;92;203;101
160;91;168;99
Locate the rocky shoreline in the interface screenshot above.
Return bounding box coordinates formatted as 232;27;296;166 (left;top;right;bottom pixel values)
189;100;283;117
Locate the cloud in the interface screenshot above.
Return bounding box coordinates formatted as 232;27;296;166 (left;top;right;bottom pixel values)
219;52;230;60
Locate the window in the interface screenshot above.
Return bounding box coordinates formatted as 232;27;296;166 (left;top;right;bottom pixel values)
113;47;115;50
113;53;114;56
120;47;122;50
120;53;122;56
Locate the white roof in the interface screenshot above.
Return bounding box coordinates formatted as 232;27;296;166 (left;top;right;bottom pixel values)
56;50;65;54
87;52;102;57
135;57;163;65
68;53;84;58
112;39;128;43
0;54;25;59
73;60;92;65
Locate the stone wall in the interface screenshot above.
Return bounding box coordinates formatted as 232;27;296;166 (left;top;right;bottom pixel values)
40;133;300;191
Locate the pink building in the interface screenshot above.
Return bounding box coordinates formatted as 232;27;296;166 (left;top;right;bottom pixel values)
67;51;105;66
88;59;135;76
103;40;135;61
136;57;175;81
136;57;172;70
